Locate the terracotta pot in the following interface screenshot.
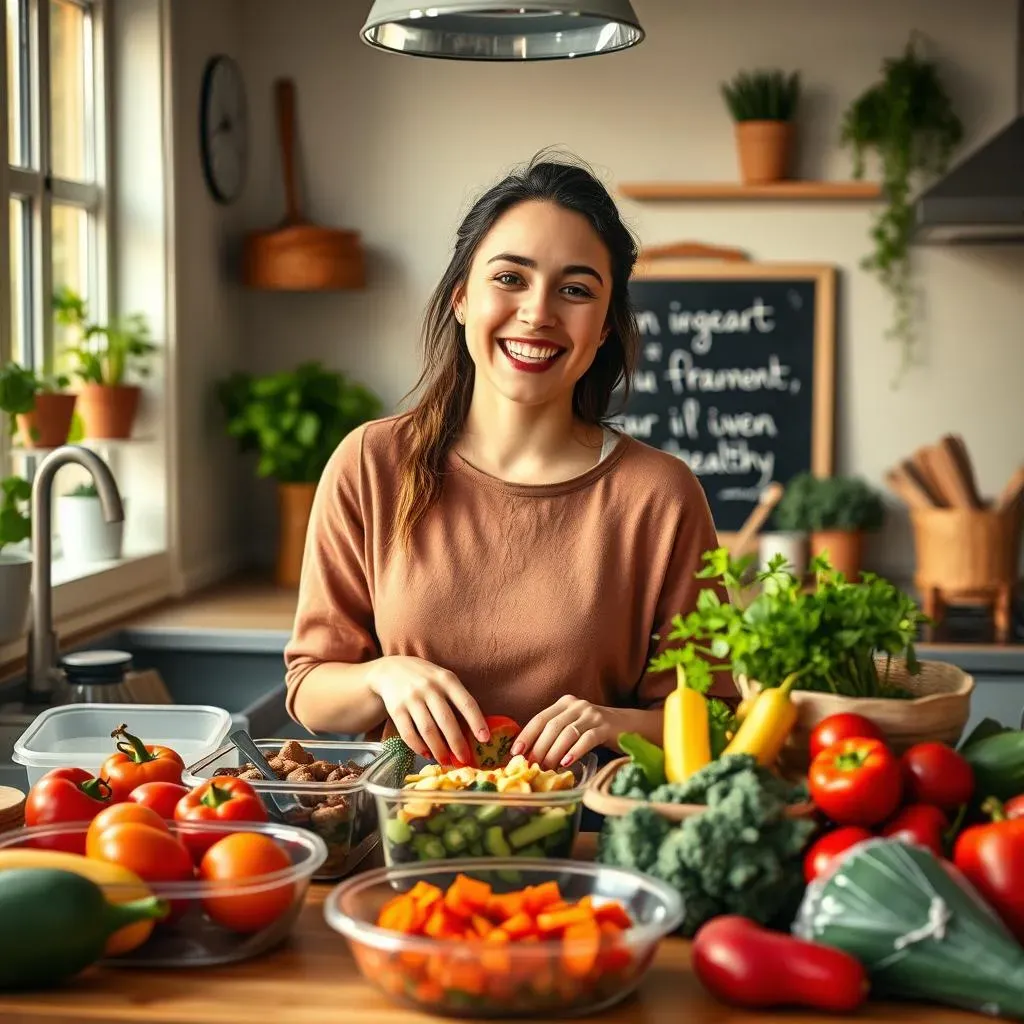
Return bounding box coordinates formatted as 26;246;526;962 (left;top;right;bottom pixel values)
736;657;975;774
276;482;317;588
14;392;77;448
734;120;793;184
811;528;863;579
76;384;140;439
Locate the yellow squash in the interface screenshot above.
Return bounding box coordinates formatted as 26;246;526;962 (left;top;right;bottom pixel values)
0;848;157;954
723;672;801;766
663;664;712;783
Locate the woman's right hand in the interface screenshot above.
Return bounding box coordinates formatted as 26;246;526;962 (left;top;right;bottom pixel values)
366;656;489;765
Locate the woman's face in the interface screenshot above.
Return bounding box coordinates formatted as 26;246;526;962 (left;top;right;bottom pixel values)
454;199;613;413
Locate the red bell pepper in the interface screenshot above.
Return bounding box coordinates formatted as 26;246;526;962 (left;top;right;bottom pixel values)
952;797;1024;944
173;777;269;858
99;723;185;801
23;767;114;854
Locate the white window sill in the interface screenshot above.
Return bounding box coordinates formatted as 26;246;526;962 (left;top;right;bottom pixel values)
0;548;174;671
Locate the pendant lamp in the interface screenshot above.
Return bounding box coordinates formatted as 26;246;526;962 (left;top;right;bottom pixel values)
360;2;645;61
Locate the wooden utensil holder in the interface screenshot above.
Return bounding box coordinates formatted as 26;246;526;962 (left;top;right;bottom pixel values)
911;506;1022;641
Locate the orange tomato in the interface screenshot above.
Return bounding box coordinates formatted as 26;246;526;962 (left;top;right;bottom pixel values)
199;832;294;934
90;821;194;883
85;801;170;858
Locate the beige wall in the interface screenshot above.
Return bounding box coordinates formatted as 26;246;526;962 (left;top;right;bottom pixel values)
173;0;1023;582
166;0;249;590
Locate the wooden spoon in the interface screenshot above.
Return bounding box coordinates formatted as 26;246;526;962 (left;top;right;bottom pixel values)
730;483;784;558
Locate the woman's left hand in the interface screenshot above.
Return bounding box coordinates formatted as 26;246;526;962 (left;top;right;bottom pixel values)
512;696;618;770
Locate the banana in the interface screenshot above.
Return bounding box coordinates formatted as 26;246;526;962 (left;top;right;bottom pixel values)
0;848;159;954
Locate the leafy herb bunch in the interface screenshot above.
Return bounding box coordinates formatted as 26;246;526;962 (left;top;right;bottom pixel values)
650;548;927;699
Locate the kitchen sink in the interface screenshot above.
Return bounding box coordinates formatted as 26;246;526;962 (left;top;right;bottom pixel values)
0;625;333;792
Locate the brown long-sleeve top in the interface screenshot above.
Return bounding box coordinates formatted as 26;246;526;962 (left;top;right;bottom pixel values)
284;414;733;731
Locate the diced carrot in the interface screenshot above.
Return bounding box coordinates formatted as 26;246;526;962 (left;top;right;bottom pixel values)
562;921;602;979
481;928;512;973
499;911;537;940
413;978;445;1004
471;914;493;938
408;880;443;905
523;880;563;916
445;957;487;996
536;905;596;935
593;900;633;930
378;895;419;934
485;892;523;922
447;873;493;914
423;905;463;940
398;949;429;974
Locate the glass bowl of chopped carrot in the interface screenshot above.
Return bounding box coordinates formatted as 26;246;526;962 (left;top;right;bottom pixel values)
323;858;684;1017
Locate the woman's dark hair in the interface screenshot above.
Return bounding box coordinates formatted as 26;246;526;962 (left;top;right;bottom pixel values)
393;150;640;549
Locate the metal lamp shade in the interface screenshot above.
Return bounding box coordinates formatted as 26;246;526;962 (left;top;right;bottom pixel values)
360;1;645;61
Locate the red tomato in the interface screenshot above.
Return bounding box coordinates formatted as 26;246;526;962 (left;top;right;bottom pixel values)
90;821;194;884
1006;795;1024;820
454;715;521;769
803;826;874;883
23;767;115;854
174;777;269;859
129;781;191;820
86;802;170;859
808;737;903;827
808;714;886;762
900;742;975;811
691;915;868;1012
199;832;294;933
99;723;185;802
881;803;948;858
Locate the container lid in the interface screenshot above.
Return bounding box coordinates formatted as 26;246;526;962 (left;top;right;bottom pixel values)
62;649;133;683
12;702;232;770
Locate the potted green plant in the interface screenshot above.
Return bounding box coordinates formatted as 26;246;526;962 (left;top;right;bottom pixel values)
841;37;962;382
0;361;74;449
57;481;125;564
53;285;156;439
721;68;801;184
218;361;383;587
652;549;973;769
0;474;31;644
773;472;885;580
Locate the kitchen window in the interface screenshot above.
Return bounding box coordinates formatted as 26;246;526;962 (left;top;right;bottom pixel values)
1;0;173;662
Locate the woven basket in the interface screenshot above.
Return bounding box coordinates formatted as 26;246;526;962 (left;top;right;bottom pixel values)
582;756;816;823
736;657;974;772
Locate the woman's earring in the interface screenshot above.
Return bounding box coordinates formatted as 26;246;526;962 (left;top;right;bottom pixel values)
455;309;464;325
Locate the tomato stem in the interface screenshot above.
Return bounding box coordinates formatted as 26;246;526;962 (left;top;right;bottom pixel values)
980;796;1006;822
111;723;159;764
200;782;235;809
79;776;113;802
833;749;868;772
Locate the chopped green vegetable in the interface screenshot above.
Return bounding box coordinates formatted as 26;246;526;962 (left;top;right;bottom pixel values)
617;732;666;787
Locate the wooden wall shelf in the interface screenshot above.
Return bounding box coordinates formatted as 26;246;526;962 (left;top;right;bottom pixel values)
618;181;883;201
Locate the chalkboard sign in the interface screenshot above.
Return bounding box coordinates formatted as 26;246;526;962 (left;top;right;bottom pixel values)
612;260;836;539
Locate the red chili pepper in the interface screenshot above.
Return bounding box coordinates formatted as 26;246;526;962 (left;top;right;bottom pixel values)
952;797;1024;944
173;777;269;859
24;767;114;854
99;723;185;801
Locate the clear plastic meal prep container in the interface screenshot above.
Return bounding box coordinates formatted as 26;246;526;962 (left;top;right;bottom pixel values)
364;751;598;871
184;738;385;880
13;703;232;786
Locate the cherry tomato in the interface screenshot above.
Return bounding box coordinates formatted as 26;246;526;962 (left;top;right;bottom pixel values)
199;832;294;933
808;713;886;762
1006;795;1024;820
90;821;194;883
900;742;975;811
808;737;903;827
803;826;874;883
129;781;190;820
23;767;114;854
881;803;948;858
85;802;170;859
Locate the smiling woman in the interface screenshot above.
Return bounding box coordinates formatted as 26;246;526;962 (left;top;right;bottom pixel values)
284;152;731;776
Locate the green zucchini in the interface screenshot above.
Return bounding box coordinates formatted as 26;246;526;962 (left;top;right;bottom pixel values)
960;728;1024;803
0;869;168;990
793;838;1024;1019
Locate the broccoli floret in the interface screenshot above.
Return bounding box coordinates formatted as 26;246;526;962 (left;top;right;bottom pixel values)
604;757;816;937
596;806;671;875
609;762;653;800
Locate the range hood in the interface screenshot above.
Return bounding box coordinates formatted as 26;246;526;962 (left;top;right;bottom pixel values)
914;1;1024;243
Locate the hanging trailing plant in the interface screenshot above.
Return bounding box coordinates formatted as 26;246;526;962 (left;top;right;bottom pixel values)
840;36;963;383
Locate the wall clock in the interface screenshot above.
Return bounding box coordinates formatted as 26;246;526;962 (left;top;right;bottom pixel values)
199;54;248;205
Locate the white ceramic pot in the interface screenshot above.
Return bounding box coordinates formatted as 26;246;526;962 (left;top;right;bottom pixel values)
758;530;808;576
57;495;125;563
0;552;31;644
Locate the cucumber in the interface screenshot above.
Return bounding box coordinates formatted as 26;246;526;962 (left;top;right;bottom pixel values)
456;818;481;843
468;842;484;856
412;834;446;860
442;827;468;854
0;869;168;990
476;803;504;825
960;728;1024;802
508;810;568;850
426;812;449;835
515;844;545;858
484;825;512;857
385;818;413;845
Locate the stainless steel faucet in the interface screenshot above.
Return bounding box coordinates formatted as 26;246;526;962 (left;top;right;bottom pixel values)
25;445;124;703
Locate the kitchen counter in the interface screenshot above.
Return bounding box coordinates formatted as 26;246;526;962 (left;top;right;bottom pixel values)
0;835;992;1024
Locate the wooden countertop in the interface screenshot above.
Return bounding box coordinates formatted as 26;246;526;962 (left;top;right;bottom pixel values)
0;835;987;1024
